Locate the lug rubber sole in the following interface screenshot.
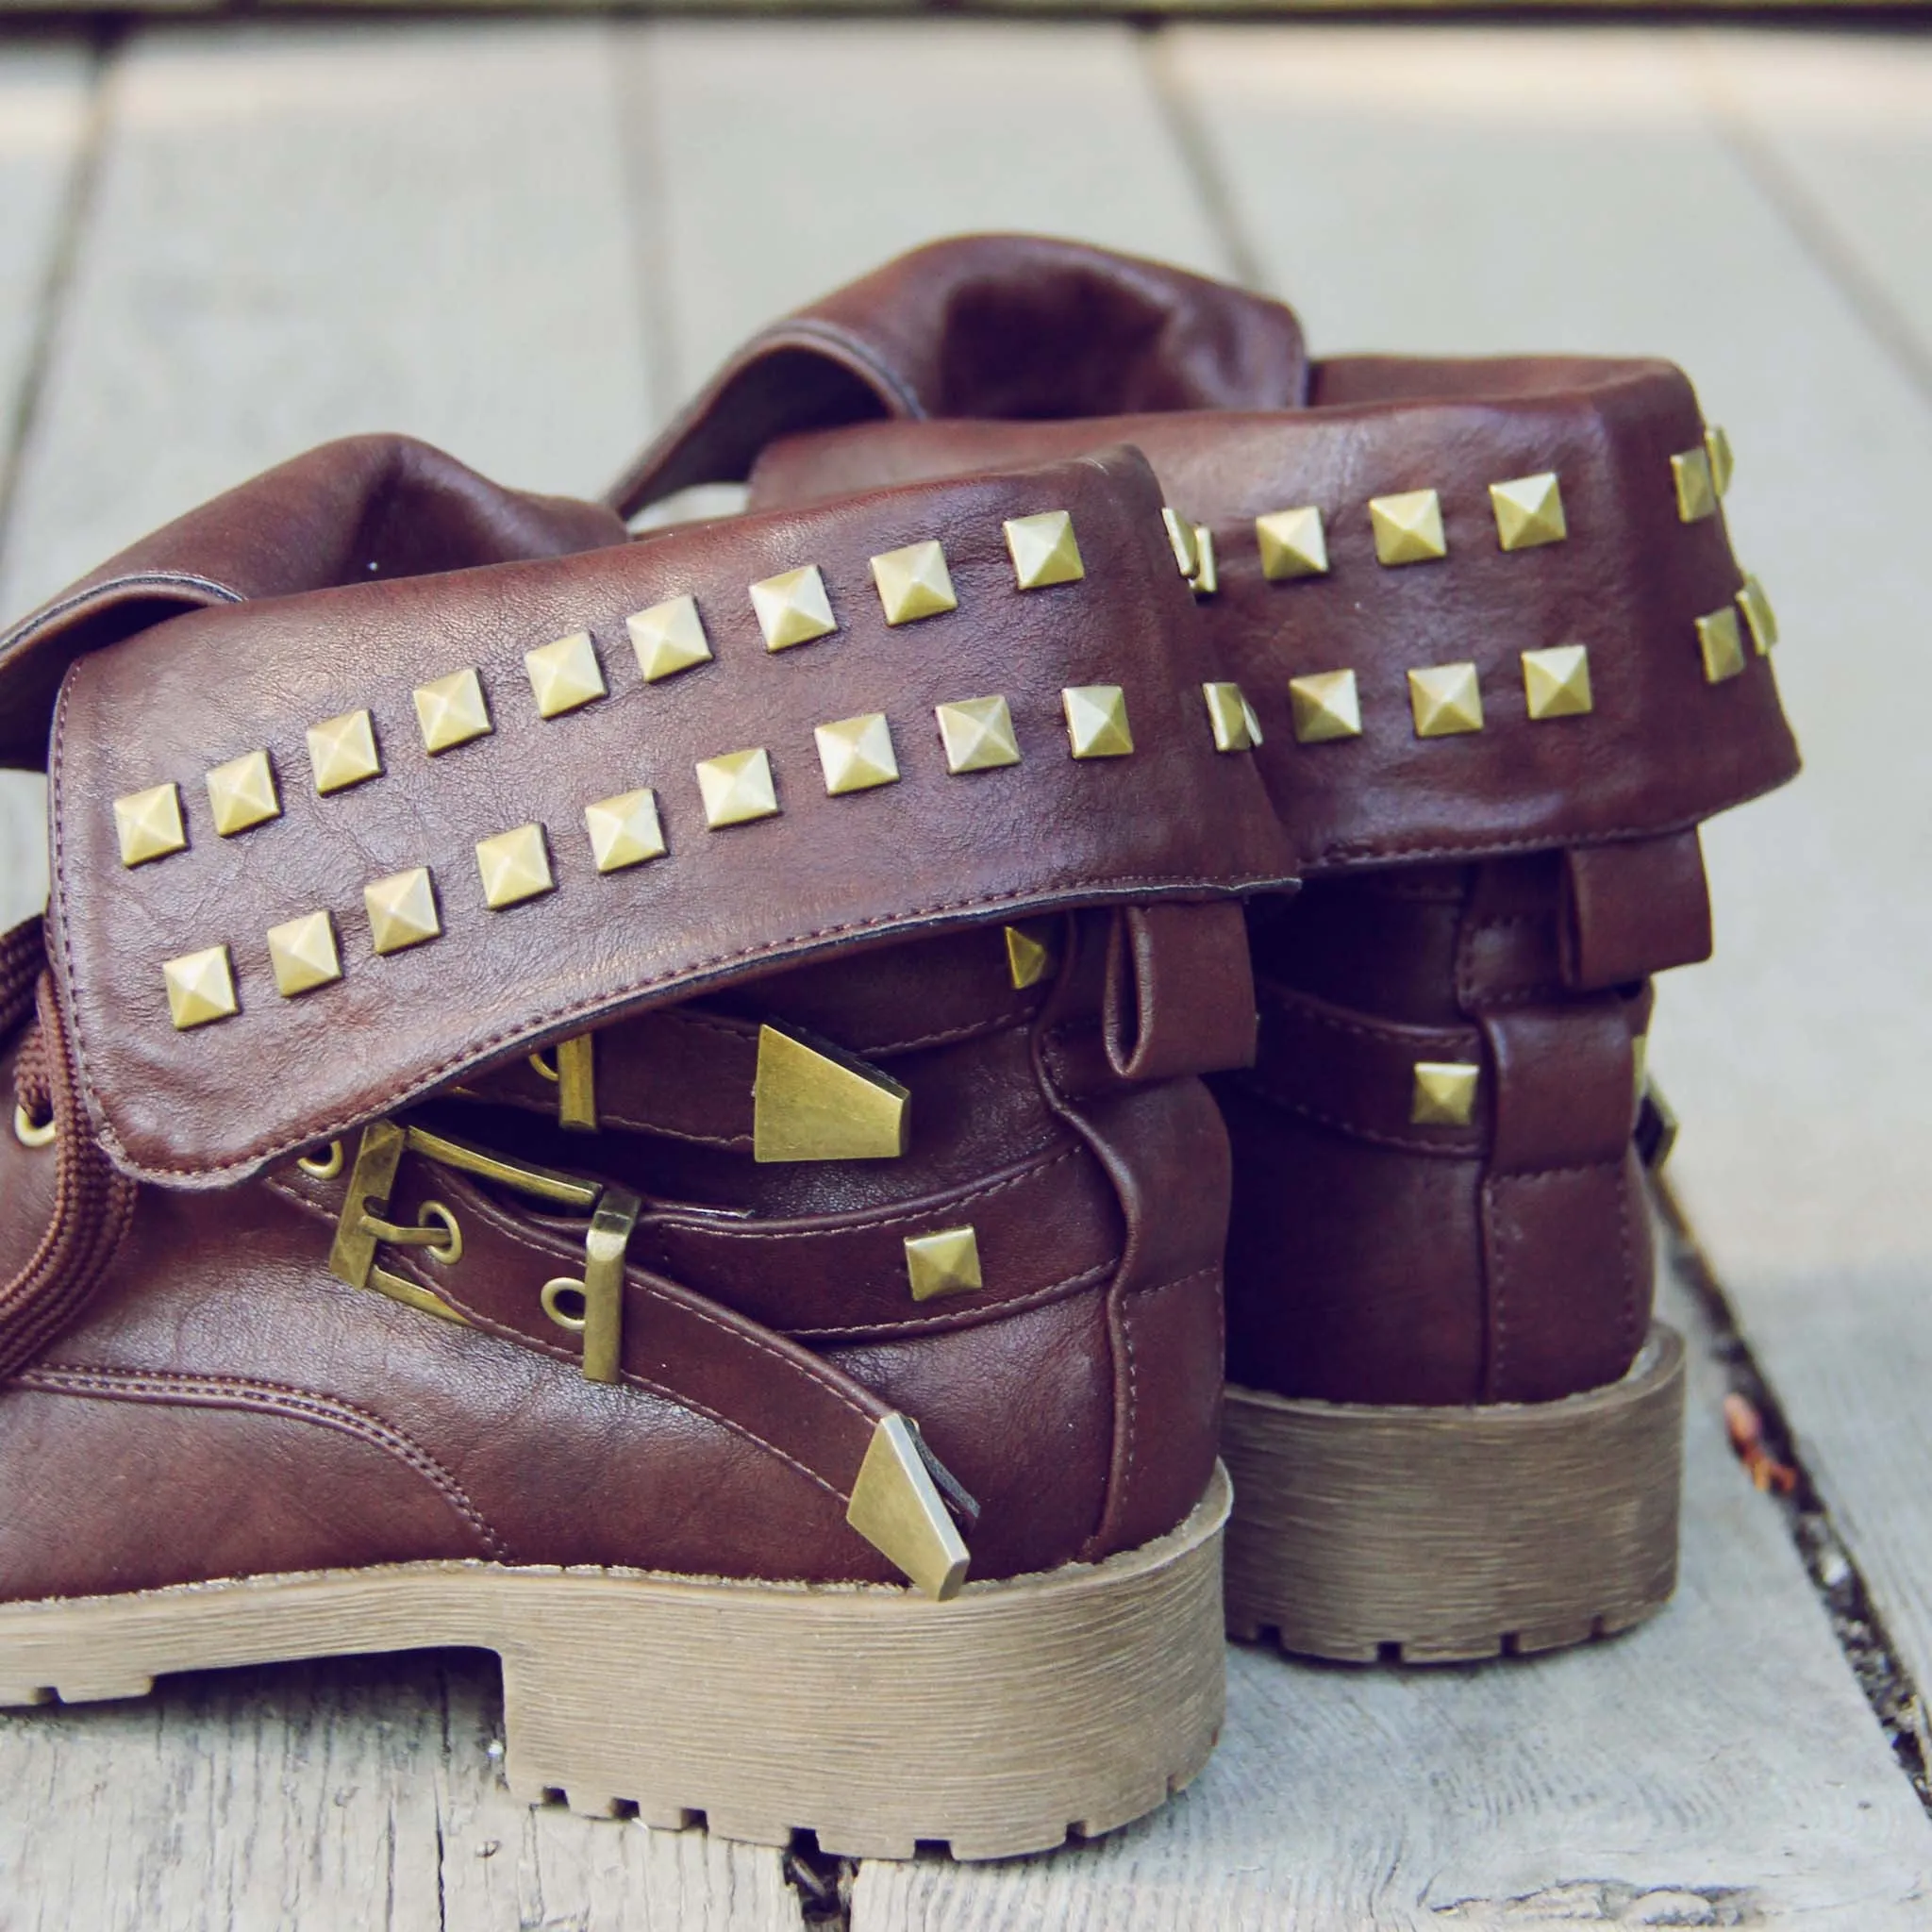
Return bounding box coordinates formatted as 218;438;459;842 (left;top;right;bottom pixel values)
1222;1326;1684;1663
0;1463;1228;1860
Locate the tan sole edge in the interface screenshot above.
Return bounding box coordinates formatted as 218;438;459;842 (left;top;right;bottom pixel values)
0;1463;1229;1861
1222;1326;1684;1664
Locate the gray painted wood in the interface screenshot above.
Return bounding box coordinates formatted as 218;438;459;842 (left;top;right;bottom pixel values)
0;19;654;628
0;38;90;931
625;19;1230;402
851;1265;1932;1931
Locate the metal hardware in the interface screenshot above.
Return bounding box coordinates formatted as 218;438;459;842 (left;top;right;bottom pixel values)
1407;663;1485;739
815;713;900;795
358;1199;461;1267
1490;473;1568;552
934;696;1020;774
1290;670;1361;744
206;751;281;836
846;1413;973;1601
413;668;493;755
297;1140;344;1180
1737;575;1778;655
1706;425;1736;497
1004;922;1057;991
1003;509;1084;590
1370;489;1447;565
525;631;607;719
555;1034;597;1132
1411;1061;1480;1127
12;1103;55;1149
628;594;713;682
1160;508;1200;580
753;1023;910;1164
871;541;957;625
904;1227;982;1304
1522;644;1594;721
1191;524;1218;597
476;824;556;911
1061;685;1133;760
584;789;666;873
750;565;838;651
579;1187;641;1383
268;910;341;998
541;1276;589;1331
365;867;441;955
1637;1080;1680;1171
163;945;239;1030
307;709;382;795
1256;506;1328;580
1696;608;1746;685
695;747;780;828
113;783;187;869
1203;682;1260;755
1672;447;1718;523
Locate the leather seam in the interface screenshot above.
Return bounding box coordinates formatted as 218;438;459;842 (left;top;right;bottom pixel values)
1258;984;1477;1054
64;869;1295;1185
1232;1074;1481;1158
793;1257;1115;1342
14;1362;508;1560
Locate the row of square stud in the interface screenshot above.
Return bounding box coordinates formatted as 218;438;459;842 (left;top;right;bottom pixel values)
109;508;1103;872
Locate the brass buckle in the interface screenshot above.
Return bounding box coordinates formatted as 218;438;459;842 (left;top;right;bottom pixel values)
328;1121;640;1379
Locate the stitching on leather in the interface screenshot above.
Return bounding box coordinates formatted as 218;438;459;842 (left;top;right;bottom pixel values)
1491;1156;1624;1185
1258;980;1477;1054
15;1362;508;1559
1485;1175;1508;1400
655;1144;1086;1246
0;571;243;658
1234;1073;1482;1158
68;870;1294;1184
794;1257;1114;1341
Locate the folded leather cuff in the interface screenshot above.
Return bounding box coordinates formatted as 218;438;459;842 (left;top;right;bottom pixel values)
30;444;1293;1188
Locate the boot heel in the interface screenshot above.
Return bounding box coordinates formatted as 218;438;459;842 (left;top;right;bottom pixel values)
490;1464;1230;1858
1222;1326;1683;1662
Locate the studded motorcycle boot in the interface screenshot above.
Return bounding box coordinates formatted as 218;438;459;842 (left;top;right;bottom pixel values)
0;430;1296;1857
608;234;1802;1663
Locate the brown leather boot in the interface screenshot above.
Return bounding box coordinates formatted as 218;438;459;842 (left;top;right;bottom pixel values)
609;234;1801;1664
0;432;1294;1856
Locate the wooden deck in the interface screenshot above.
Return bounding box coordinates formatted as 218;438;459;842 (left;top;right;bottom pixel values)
0;19;1927;1926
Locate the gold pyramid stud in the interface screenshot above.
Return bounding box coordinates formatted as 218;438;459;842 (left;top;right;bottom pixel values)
1290;670;1363;745
845;1412;971;1601
583;789;665;874
695;747;779;828
815;712;899;795
752;1023;910;1163
1522;643;1594;721
1161;508;1200;581
1737;575;1778;654
904;1225;983;1303
364;866;441;955
870;541;957;625
1191;524;1218;597
113;782;187;867
1706;425;1735;497
935;696;1021;774
627;594;712;683
413;668;492;756
1003;509;1085;590
475;824;555;911
1489;473;1568;552
162;944;238;1030
1004;922;1057;990
1203;682;1258;753
1696;607;1746;684
1257;505;1329;580
266;910;341;998
1407;663;1485;738
307;709;382;795
1671;447;1717;523
750;565;837;651
525;631;607;719
1062;685;1133;759
1411;1060;1479;1126
204;752;280;839
1370;489;1447;566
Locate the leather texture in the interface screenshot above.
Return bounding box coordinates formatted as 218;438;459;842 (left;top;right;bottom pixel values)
634;234;1802;1410
0;431;1278;1604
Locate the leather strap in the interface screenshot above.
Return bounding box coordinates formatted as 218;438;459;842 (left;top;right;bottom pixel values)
42;445;1295;1189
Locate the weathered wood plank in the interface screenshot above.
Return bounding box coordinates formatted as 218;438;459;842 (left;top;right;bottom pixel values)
0;18;654;628
0;35;91;931
852;1262;1932;1930
624;19;1229;400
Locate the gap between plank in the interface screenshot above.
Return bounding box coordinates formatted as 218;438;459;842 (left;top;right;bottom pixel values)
1657;1172;1932;1816
1138;24;1271;296
0;25;120;587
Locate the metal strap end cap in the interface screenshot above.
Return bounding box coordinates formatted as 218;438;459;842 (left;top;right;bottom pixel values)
846;1412;973;1602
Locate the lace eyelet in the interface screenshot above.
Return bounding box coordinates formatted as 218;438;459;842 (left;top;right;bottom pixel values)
12;1103;55;1150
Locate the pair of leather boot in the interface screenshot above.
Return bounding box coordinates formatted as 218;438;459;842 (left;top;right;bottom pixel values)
0;237;1796;1859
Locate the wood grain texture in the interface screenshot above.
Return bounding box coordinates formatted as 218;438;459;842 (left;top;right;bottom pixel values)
623;19;1230;402
0;38;89;930
851;1266;1932;1931
0;19;653;626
